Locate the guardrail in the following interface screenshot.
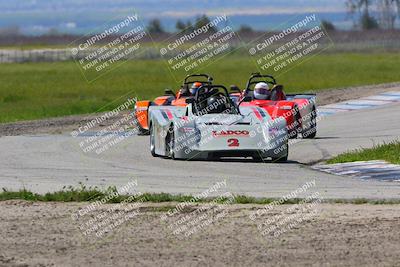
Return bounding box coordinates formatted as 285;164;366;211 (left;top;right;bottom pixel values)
1;40;399;63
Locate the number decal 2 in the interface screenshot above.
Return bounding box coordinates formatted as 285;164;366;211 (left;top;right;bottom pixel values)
227;138;239;147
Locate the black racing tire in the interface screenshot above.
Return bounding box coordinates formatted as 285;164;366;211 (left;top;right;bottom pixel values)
149;123;158;157
166;126;175;160
303;107;317;139
132;109;149;136
289;106;301;139
207;153;220;161
272;144;288;163
252;152;264;162
288;128;297;139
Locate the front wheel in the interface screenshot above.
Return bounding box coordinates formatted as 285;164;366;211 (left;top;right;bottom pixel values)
303;107;317;139
273;154;288;163
272;144;288;163
133;113;149;135
252;152;264;162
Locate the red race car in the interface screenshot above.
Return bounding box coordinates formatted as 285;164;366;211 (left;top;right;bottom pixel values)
235;73;317;138
133;74;213;135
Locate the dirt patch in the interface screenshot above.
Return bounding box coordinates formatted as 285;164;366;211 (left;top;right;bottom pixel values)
0;110;131;137
1;201;399;266
1;82;400;137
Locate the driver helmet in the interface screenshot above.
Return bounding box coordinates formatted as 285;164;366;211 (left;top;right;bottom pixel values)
178;86;190;97
253;82;270;100
190;82;202;95
206;95;227;114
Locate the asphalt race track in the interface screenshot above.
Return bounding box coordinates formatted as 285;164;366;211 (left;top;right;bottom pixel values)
1;102;399;199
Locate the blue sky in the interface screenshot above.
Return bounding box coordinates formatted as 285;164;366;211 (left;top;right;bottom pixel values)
0;0;350;34
0;0;347;16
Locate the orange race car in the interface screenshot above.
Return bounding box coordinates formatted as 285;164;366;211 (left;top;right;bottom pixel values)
133;74;213;135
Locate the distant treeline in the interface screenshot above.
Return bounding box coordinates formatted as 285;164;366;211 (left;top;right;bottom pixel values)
1;29;400;47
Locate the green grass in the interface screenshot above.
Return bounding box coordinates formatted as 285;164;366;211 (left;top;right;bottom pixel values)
1;52;400;123
0;185;280;204
1;186;400;204
327;141;400;165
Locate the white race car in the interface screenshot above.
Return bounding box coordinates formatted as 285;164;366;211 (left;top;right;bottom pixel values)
148;85;289;162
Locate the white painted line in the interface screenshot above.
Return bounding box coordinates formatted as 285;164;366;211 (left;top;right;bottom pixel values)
381;91;400;96
354;99;394;105
317;108;347;113
318;112;336;116
77;131;137;137
343;100;387;106
319;105;353;111
317;109;346;116
364;95;400;101
322;104;369;110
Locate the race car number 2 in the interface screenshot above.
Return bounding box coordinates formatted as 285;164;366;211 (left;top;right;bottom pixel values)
227;138;239;147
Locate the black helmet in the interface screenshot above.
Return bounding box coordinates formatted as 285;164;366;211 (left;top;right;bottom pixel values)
206;95;227;114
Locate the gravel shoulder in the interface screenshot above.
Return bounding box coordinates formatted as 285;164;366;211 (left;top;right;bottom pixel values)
1;82;399;136
1;201;399;267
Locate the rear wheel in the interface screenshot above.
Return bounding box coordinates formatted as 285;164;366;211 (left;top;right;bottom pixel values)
289;106;302;139
149;123;158;157
303;107;317;139
133;113;149;135
166;126;175;160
